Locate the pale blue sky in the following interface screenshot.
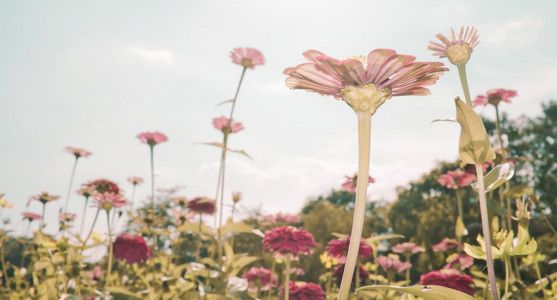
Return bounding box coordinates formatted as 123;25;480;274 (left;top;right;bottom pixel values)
1;0;556;237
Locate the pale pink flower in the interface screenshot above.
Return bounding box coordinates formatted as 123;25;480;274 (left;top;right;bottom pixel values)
22;212;42;221
342;173;375;193
261;212;300;226
242;267;277;292
170;196;188;207
392;242;425;255
171;209;194;225
472;88;518;107
377;255;412;273
137;131;168;146
30;191;60;205
230;47;265;69
66;146;92;159
127;176;144;185
284;49;447;115
432;238;460;252
232;191;242;203
212;116;244;134
87;265;103;282
92;192;127;212
77;186;96;198
438;170;476;189
444;253;474;271
59;212;76;222
0;195;14;209
428;26;479;65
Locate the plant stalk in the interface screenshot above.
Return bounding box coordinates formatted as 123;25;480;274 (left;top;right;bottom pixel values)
456;62;473;107
63;158;78;213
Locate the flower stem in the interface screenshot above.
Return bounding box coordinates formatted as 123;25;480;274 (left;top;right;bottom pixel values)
338;111;372;300
284;253;291;300
475;163;500;300
83;209;100;248
63;158;78;213
504;258;510;299
40;203;46;231
105;211;114;295
456;63;473;107
268;258;276;298
79;197;89;236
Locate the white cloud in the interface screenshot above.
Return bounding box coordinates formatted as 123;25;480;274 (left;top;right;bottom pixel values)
130;47;175;65
485;17;543;47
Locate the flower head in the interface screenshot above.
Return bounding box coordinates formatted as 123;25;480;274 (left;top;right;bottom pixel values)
242;267;277;293
419;269;475;296
87;265;103;282
22;212;42;221
284;49;447;115
279;281;325;300
444;253;474;271
230;47;265;69
187;197;216;215
342;173;375;193
433;238;460;252
320;252;339;269
428;26;479;65
170;196;188;207
377;255;412;273
261;212;300;226
92;192;127;212
76;186;95;198
137;131;168;147
127;176;144;186
31;191;60;205
83;179;120;194
212;116;244;134
472;88;518;107
65;146;92;159
262;226;317;256
327;235;373;263
232;192;242;204
113;234;151;264
0;194;14;209
438;170;476;189
171;209;194;225
59;212;76;222
332;263;369;285
392;242;425;255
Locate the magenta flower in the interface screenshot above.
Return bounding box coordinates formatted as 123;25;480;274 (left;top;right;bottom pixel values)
242;267;277;293
420;269;475;296
377;255;412;273
261;212;300;226
342;173;375;193
83;179;120;194
113;234;151;264
444;253;474;271
262;226;317;256
127;176;144;185
284;49;447;115
187;197;216;215
327;235;373;263
212;116;244;134
392;242;425;254
280;281;325;300
66;146;92;159
230;47;265;69
332;263;369;284
472;88;518;107
428;26;479;65
30;191;60;205
432;238;460;252
137;131;168;146
92;192;127;212
22;212;42;221
438;170;476;189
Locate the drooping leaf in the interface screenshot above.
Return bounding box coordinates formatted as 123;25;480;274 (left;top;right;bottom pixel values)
357;284;476;300
471;163;514;193
455;216;468;238
365;234;405;244
199;142;253;160
219;222;257;236
454;98;496;164
216;99;234;107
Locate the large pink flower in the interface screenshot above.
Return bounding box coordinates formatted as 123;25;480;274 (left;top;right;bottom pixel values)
342;173;375;193
472;88;518;107
66;146;92;159
137;131;168;146
230;47;265;69
212;116;244;134
127;176;144;185
92;192;127;212
242;267;277;293
22;212;42;221
280;281;325;300
187;197;216;215
262;226;317;256
113;234;151;264
428;26;479;65
326;235;373;263
377;255;412;273
444;253;474;271
438;170;476;189
284;49;447;115
392;242;425;255
420;269;475;296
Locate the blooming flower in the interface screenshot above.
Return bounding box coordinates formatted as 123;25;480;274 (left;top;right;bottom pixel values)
30;191;60;205
342;173;375;193
419;269;475;296
472;88;518;107
327;235;373;263
86;265;103;282
113;234;151;264
438;170;476;189
432;238;460;252
170;196;188;207
187;197;216;215
137;131;168;146
444;253;474;271
232;191;242;204
127;176;144;185
279;281;325;300
65;146;92;159
0;194;14;209
77;186;96;198
242;267;277;293
376;255;412;273
171;209;194;225
262;226;317;256
83;179;120;194
284;49;447;115
230;47;265;69
92;192;127;212
22;212;42;221
212;116;244;134
59;212;76;222
428;26;479;65
261;212;300;226
332;263;369;284
319;252;339;269
392;242;425;255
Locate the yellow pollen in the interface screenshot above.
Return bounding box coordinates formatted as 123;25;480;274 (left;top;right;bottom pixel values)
447;44;472;64
340;84;392;115
241;58;253;68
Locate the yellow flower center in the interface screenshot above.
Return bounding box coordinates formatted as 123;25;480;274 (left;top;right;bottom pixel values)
241;58;253;68
340;84;391;115
447;44;472;64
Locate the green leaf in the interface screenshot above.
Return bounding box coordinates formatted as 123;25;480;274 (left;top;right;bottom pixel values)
216;99;234;107
365;234;405;244
455;216;468;238
455;98;495;164
357;284;476;300
218;222;256;236
105;287;142;299
175;222;215;235
33;260;51;271
471;163;514;193
505;185;534;198
199;142;253;160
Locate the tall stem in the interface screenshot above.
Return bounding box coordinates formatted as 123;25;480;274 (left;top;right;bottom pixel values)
105;211;114;295
149;145;155;213
456;189;464;249
83;209;100;248
456;63;473;106
268;258;276;298
338;112;371;300
64;158;78;213
284;253;292;300
475;163;500;300
40;203;46;231
79;197;89;236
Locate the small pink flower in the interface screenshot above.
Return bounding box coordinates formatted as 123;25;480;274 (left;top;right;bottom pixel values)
127;176;144;185
342;173;375;193
444;253;474;271
171;209;194;225
137;131;168;146
113;234;151;264
66;146;92;159
261;212;300;226
262;226;316;256
77;186;96;198
92;192;127;212
432;238;460;252
242;267;277;293
30;191;61;205
327;235;373;263
170;196;188;207
280;281;325;300
230;47;265;69
392;242;425;255
472;88;518;107
87;265;103;282
212;116;244;134
377;255;412;273
428;26;479;65
22;212;42;221
59;212;76;222
187;197;216;215
420;269;475;296
438;170;476;189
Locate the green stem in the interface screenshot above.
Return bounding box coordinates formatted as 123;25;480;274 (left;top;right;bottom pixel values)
63;158;78;214
504;258;510;300
405;254;411;283
338;112;371;300
150;145;155;213
455;189;464;250
40;203;46;231
83;209;100;249
105;211;114;295
79;197;89;236
0;248;10;292
284;253;291;300
475;163;500;300
268;258;276;298
456;63;473;107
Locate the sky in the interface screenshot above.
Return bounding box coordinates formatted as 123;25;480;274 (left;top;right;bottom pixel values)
1;0;556;238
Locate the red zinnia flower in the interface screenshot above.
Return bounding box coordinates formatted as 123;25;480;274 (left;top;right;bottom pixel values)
432;238;460;252
22;212;42;221
113;234;151;264
127;176;144;185
376;255;412;273
341;173;375;193
137;131;168;146
212;116;244;134
327;235;373;263
230;47;265;69
66;146;92;159
262;226;316;256
187;197;216;215
92;192;127;212
472;88;518;107
438;170;476;189
420;269;475;296
242;267;277;293
280;281;325;300
83;179;120;194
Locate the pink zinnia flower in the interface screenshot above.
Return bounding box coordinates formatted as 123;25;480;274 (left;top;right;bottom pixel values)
280;281;325;300
428;26;479;65
22;212;42;221
137;131;168;146
187;197;216;215
77;186;96;198
332;264;369;284
444;253;474;271
376;255;412;273
392;242;425;255
262;226;317;256
432;238;460;252
230;47;265;69
419;269;475;296
83;179;120;194
242;267;277;293
261;212;300;226
30;191;60;205
472;88;518;107
92;192;127;212
438;170;476;189
342;173;375;193
87;265;103;282
212;116;244;134
170;196;188;207
59;212;76;222
284;49;447;115
171;209;194;225
66;146;92;159
127;176;144;186
113;234;151;264
326;235;373;264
